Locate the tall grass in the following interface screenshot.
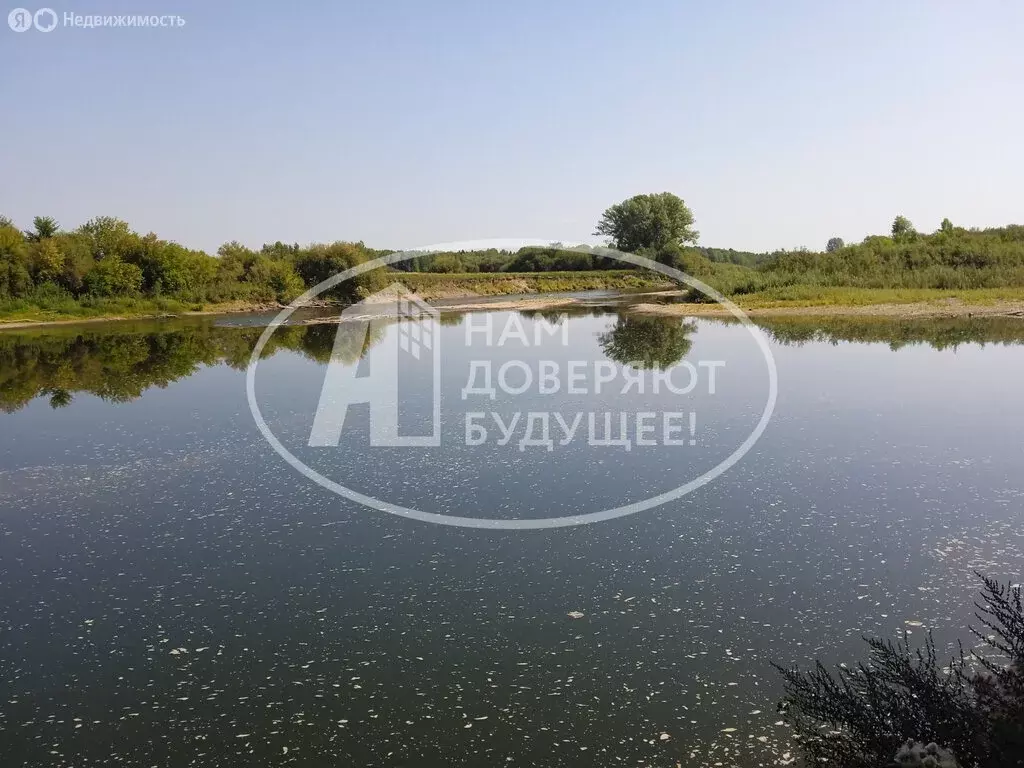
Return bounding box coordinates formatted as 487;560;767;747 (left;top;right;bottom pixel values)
0;286;195;323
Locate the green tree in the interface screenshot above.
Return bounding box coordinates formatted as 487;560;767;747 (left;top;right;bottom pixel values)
826;237;845;252
550;250;594;271
29;238;65;283
173;247;218;299
941;218;955;234
0;224;32;298
595;192;699;252
78;216;137;260
83;257;144;297
260;241;301;261
121;233;174;293
293;241;387;301
114;234;217;298
892;215;917;243
430;254;464;273
216;241;258;282
246;257;304;303
26;215;60;242
504;249;551;272
53;233;96;295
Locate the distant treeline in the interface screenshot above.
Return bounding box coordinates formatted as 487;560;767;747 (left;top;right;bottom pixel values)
684;219;1024;299
0;213;769;311
0;215;398;310
392;245;607;273
759;221;1024;289
2;212;1024;316
392;245;773;273
698;247;772;267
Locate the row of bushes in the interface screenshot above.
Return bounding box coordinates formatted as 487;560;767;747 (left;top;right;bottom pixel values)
0;216;390;308
392;245;626;274
659;221;1024;300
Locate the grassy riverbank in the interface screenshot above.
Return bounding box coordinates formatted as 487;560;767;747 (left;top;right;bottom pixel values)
5;281;1024;329
0;295;198;324
0;296;286;327
685;285;1024;311
399;270;671;299
0;271;671;327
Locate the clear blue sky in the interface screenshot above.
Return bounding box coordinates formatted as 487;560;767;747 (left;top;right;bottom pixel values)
2;0;1022;253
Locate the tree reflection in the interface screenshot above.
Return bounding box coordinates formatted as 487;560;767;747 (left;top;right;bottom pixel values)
598;315;697;368
6;311;1021;413
735;315;1024;351
47;388;73;409
0;318;386;412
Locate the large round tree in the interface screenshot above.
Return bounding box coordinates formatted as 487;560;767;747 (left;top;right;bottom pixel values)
594;192;698;252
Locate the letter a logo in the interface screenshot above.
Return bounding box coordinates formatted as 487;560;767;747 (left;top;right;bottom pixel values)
308;283;441;448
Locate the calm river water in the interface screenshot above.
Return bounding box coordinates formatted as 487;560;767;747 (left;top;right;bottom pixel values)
1;307;1022;767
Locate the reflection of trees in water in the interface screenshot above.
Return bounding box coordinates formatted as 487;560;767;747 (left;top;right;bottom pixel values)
47;389;73;409
0;329;212;411
517;306;700;368
599;314;697;368
438;312;464;327
286;321;385;365
728;315;1024;352
6;311;1021;413
519;306;609;323
0;319;386;413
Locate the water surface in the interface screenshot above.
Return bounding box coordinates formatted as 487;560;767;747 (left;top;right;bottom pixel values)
1;311;1022;767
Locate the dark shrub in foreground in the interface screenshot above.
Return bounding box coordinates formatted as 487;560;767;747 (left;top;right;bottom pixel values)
774;574;1024;767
